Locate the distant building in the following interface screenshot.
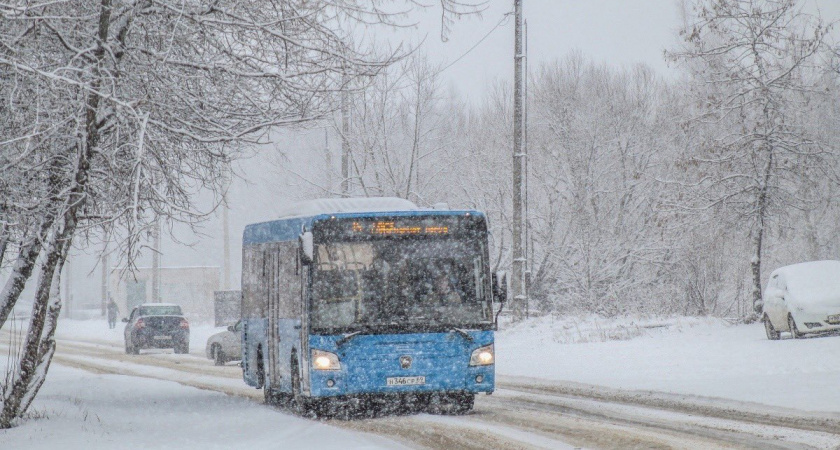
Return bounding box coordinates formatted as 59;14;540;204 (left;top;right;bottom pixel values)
109;266;220;322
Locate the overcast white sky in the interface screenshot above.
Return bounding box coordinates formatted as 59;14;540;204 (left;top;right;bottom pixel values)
408;0;840;101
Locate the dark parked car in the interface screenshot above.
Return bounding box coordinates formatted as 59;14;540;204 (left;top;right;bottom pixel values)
123;303;189;354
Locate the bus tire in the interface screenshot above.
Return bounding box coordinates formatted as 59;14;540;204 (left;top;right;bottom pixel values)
428;393;474;415
452;393;475;414
291;356;312;417
255;346;265;389
264;376;276;405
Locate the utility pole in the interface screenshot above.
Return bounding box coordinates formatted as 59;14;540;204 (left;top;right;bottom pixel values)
63;253;71;318
152;219;161;303
511;0;527;321
523;18;531;318
101;239;109;316
324;127;333;188
340;85;350;196
222;200;231;291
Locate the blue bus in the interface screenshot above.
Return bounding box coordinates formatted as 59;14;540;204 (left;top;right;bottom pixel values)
239;198;505;415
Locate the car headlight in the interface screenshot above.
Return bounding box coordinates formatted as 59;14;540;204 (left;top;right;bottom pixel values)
311;349;341;370
469;344;494;366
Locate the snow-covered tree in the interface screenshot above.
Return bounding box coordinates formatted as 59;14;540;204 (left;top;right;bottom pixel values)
524;54;681;315
0;0;482;428
667;0;835;315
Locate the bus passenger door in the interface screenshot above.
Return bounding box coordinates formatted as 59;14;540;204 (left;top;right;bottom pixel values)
267;250;279;389
242;318;267;387
299;259;312;396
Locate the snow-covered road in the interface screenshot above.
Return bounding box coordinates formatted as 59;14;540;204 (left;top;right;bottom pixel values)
4;317;840;449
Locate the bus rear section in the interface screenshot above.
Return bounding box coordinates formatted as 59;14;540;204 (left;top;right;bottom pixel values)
240;204;501;415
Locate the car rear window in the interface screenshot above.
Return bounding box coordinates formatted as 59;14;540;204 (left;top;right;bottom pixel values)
139;305;182;316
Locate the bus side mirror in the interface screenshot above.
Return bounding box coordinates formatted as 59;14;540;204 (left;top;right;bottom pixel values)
492;271;508;304
299;231;314;265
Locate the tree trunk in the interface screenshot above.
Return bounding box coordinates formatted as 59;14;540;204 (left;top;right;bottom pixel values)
0;221;8;268
751;152;773;315
750;224;764;314
0;218;55;330
0;220;71;427
20;236;70;416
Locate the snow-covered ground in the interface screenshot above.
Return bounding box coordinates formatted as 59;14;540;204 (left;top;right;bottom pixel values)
4;315;840;449
498;315;840;413
5;319;402;449
0;363;399;450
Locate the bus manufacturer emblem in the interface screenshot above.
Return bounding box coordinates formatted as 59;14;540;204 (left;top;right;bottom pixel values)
399;355;412;369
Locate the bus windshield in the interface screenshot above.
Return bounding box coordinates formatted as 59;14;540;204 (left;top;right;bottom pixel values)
310;238;491;334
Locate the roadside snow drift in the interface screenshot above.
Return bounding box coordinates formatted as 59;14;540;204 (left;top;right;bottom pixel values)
498;316;840;413
0;364;398;450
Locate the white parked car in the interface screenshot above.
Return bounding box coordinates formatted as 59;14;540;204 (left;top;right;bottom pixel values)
762;260;840;340
205;320;242;365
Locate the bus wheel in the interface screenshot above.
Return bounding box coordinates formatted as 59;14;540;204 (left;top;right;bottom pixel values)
291;357;313;417
255;347;265;389
452;393;475;414
429;393;474;415
263;377;276;406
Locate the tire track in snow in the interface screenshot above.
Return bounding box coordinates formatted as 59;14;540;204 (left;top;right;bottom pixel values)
497;377;840;436
41;342;551;449
480;392;826;450
23;335;840;449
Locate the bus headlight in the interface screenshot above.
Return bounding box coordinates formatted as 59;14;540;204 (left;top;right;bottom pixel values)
312;350;341;370
469;344;494;366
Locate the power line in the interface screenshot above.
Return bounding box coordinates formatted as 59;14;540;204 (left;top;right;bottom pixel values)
437;12;513;75
381;11;514;92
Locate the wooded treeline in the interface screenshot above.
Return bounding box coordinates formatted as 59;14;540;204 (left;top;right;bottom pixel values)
285;0;840;318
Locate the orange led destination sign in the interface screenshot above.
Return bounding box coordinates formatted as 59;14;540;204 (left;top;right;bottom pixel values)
353;221;449;235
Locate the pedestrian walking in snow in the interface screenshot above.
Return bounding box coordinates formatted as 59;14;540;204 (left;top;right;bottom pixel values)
107;300;119;329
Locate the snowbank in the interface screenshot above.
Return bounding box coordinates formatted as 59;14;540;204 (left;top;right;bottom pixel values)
0;364;398;449
498;315;840;413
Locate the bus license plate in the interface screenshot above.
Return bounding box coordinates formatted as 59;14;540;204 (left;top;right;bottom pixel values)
386;376;425;386
153;335;170;340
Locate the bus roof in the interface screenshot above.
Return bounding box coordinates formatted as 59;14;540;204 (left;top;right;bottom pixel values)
243;198;484;245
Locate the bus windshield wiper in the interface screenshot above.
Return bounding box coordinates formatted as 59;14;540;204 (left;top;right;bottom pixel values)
336;331;361;346
336;324;373;346
450;328;474;341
